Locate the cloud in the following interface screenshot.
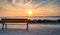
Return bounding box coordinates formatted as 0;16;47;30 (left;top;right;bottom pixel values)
0;0;60;16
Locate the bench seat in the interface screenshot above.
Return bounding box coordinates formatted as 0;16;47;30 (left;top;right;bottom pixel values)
1;18;28;31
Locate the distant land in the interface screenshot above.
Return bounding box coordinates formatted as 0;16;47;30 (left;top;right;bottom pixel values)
1;16;60;17
0;16;60;20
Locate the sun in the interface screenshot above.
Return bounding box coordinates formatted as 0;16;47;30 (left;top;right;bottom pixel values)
28;10;32;15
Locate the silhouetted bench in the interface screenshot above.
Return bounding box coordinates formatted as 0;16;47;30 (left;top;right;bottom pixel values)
1;18;28;30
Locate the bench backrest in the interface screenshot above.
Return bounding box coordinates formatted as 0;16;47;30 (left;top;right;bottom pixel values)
2;18;28;23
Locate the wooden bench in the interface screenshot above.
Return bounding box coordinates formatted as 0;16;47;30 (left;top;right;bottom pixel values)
1;18;28;30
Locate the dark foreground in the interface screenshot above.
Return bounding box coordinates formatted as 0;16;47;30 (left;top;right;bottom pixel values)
0;24;60;35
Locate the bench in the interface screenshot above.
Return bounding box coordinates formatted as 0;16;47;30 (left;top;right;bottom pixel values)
1;18;28;30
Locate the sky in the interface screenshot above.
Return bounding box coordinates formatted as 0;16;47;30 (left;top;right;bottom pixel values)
0;0;60;17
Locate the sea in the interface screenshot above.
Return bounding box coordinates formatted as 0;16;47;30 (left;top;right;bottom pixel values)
0;16;60;33
0;16;60;20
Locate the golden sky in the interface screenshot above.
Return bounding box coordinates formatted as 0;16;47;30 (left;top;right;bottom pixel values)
0;0;60;17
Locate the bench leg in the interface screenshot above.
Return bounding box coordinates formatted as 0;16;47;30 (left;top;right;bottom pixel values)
2;24;4;30
5;24;7;29
26;23;28;31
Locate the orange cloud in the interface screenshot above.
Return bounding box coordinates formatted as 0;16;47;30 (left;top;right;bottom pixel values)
0;0;59;17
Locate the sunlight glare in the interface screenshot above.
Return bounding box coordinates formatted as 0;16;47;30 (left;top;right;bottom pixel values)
28;10;32;15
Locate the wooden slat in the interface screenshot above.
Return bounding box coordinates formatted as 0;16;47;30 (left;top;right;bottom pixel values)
2;19;28;23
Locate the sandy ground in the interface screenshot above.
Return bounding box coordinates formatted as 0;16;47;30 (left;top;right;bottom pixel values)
0;24;60;35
